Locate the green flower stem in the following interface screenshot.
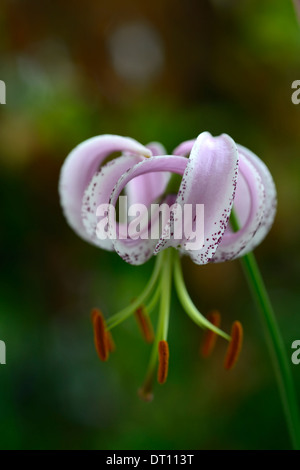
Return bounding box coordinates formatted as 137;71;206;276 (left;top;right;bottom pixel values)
173;251;230;341
106;251;164;330
230;209;300;449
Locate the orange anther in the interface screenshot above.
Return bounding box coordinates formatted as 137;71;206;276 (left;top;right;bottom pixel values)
135;306;155;343
201;310;221;357
224;321;243;370
107;330;116;352
91;308;109;361
157;340;169;384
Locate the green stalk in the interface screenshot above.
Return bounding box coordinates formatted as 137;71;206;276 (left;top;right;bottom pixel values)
173;251;230;341
146;249;172;372
159;249;172;341
145;284;161;315
106;251;164;330
139;249;172;397
230;209;300;449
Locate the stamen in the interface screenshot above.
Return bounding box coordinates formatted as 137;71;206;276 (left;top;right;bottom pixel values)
157;340;169;384
107;330;116;352
135;306;155;343
201;310;221;357
224;321;243;370
91;308;109;361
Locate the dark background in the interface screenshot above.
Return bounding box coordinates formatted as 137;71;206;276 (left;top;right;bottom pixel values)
0;0;300;449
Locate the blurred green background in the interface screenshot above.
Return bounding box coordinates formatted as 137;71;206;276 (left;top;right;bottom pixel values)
0;0;300;450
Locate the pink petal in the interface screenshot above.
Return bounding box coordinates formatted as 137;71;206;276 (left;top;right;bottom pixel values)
212;154;265;262
107;155;188;264
81;155;142;250
146;142;167;156
165;132;239;264
125;141;170;207
173;136;276;262
173;139;195;157
236;144;276;254
59;135;151;242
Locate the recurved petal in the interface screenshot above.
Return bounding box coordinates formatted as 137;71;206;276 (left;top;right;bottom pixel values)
236;144;277;254
146;142;167;156
125;141;169;208
172;139;195;157
212;153;265;262
168;132;239;264
107;155;188;264
81;155;142;250
173;136;276;263
59;134;151;243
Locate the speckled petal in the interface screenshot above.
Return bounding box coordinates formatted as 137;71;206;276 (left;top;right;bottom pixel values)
166;132;239;264
81;155;142;250
59;135;151;243
212;154;265;262
107;155;188;264
173;136;276;262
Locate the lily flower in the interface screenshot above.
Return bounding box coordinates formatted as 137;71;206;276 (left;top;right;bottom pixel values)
59;132;276;400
